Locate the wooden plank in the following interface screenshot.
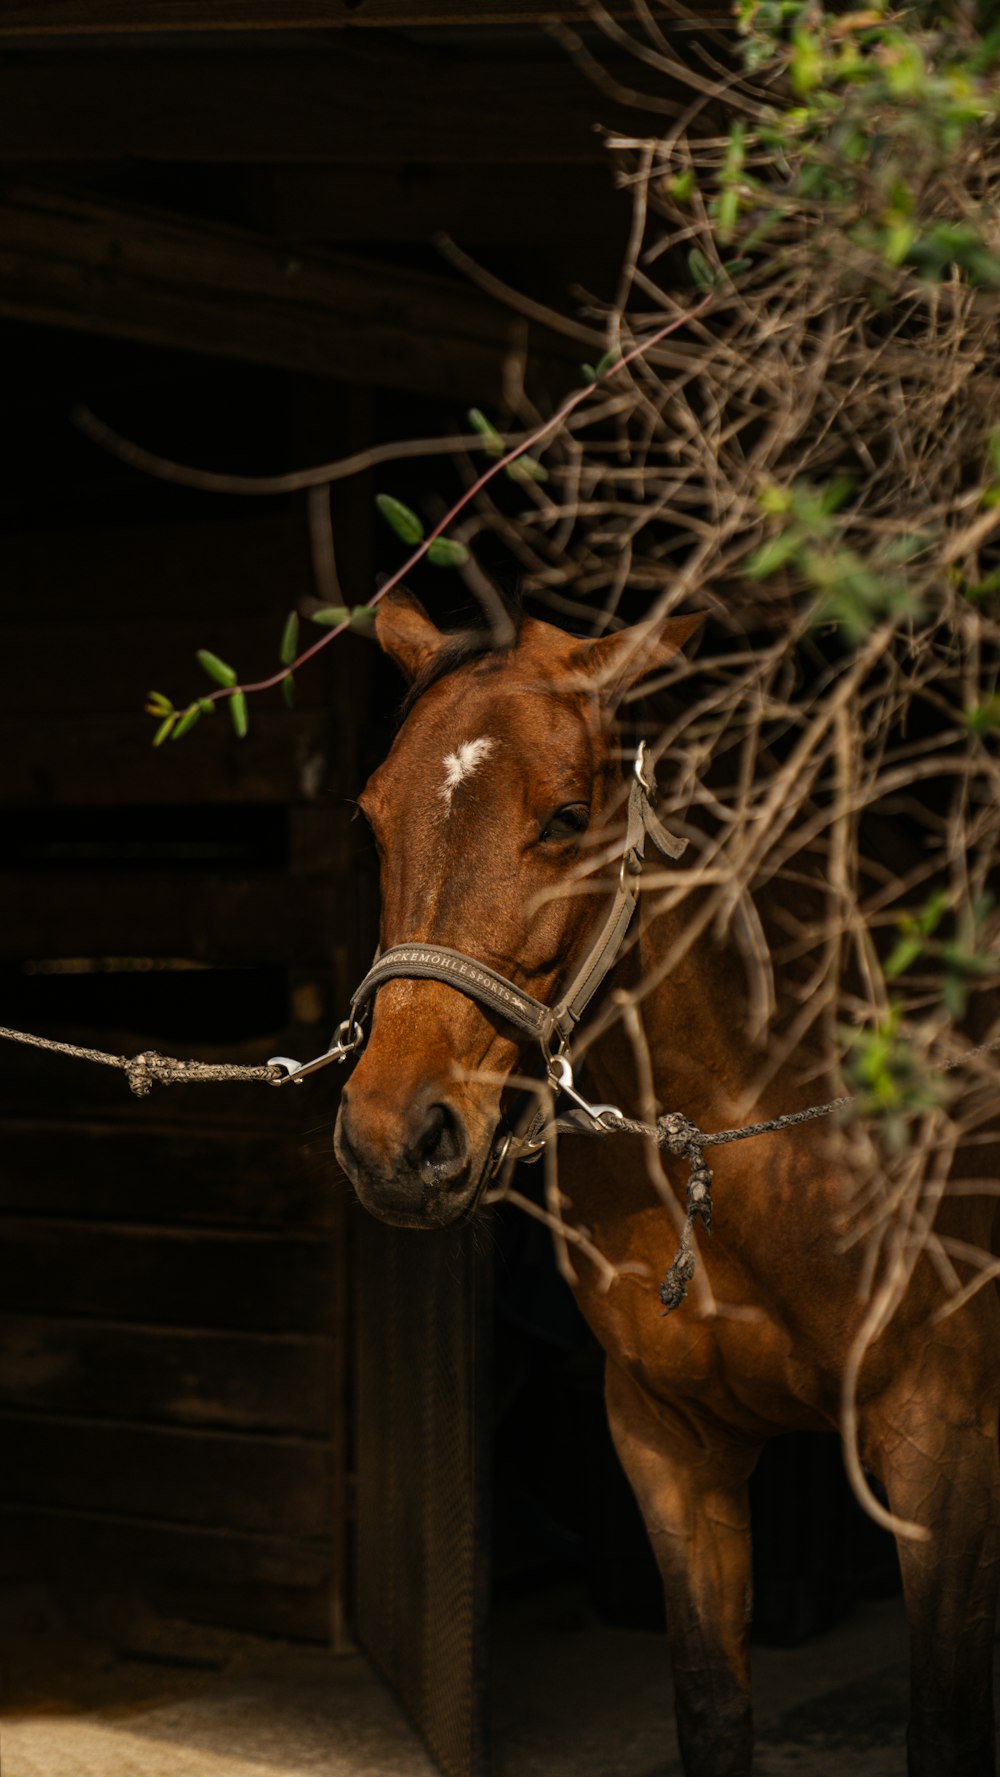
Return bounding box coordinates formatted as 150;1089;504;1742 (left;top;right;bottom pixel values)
0;187;577;396
0;1411;331;1535
0;1221;333;1332
263;161;626;248
0;1314;332;1433
0;515;318;624
0;871;350;962
0;1;649;32
0;615;334;714
0;1506;332;1640
0;1122;340;1230
0;710;337;804
0;48;640;165
0;1019;352;1125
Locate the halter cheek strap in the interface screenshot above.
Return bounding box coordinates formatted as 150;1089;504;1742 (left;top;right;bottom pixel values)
347;743;687;1055
268;745;686;1088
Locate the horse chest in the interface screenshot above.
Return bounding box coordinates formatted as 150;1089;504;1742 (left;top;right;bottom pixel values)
564;1157;841;1433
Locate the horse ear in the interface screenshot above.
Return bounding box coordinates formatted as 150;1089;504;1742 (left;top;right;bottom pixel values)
573;611;704;696
375;588;445;683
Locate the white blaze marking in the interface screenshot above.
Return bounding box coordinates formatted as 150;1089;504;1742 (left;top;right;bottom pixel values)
439;736;496;813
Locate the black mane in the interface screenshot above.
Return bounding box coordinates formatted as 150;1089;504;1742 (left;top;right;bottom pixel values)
398;591;523;721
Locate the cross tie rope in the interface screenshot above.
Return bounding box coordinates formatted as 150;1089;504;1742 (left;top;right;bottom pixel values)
0;1024;284;1096
1;1022;996;1314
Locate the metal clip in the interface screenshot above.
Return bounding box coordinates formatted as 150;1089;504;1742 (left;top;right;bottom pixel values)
547;1054;624;1131
268;1016;365;1085
634;740;655;795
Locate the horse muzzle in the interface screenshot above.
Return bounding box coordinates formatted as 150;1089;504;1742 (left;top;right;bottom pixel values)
334;1080;492;1228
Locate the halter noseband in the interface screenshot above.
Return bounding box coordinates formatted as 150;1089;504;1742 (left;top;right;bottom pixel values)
269;744;687;1132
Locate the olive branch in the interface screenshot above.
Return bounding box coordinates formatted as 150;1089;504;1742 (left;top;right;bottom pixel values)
144;312;711;746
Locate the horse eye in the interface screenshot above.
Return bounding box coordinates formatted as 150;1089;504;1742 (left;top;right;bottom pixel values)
541;803;590;843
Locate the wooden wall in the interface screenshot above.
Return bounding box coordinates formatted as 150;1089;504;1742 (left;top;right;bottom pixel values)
0;343;376;1642
0;6;637;1647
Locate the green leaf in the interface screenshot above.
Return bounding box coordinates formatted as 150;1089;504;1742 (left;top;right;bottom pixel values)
282;674;296;709
171;704;201;740
942;944;998;979
883;219;917;267
745;529;801;579
309;606;350;628
715;185;740;243
350;605;377;634
196;649;237;689
942;971;968;1022
376;493;424;545
229;691;249;740
152;714;176;747
758;484;794;516
580;364;598;384
917;890;950;937
593;347;622;378
819;474;854;515
197;697;216;716
467;408;505;457
505;454;548;484
790;27;823;96
885;934;923;979
426;537;470;568
688;248;716;291
145;690;173;717
668;169;695;203
964;696;1000;735
280;610;300;667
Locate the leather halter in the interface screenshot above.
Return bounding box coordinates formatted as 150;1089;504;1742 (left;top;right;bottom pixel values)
349;742;686;1059
268;744;687;1130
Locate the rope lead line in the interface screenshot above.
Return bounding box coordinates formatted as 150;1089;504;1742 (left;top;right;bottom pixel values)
0;1025;284;1097
0;1021;996;1313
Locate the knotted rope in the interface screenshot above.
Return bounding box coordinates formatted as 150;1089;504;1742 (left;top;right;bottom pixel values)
0;1025;284;1097
630;1098;852;1312
1;1022;996;1315
610;1052;996;1312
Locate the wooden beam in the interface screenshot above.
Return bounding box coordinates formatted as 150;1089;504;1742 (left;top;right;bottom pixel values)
0;711;339;805
0;1508;332;1640
0;515;317;622
262;162;627;248
0;1122;338;1230
0;1314;333;1434
0;44;672;163
0;1220;333;1332
0;187;576;397
0;1411;332;1535
0;871;351;962
0;1;668;34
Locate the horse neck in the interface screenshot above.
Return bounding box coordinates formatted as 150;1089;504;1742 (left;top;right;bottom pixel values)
586;890;757;1133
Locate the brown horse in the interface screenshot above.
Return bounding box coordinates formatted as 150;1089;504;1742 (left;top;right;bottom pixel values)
335;590;1000;1777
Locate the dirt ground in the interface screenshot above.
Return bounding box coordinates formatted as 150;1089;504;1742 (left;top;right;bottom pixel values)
2;1587;997;1776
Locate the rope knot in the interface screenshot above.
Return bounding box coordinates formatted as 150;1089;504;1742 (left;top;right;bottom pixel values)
657;1111;704;1160
657;1111;714;1314
125;1051;161;1097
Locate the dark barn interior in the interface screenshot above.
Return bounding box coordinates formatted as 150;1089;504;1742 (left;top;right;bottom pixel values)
0;8;921;1777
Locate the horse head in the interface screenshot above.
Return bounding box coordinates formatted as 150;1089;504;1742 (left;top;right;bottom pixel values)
334;589;700;1228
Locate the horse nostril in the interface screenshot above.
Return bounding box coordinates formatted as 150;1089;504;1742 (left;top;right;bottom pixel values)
411;1100;467;1185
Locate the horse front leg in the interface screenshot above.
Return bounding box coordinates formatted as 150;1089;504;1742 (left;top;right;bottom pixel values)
865;1354;1000;1777
605;1358;759;1777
